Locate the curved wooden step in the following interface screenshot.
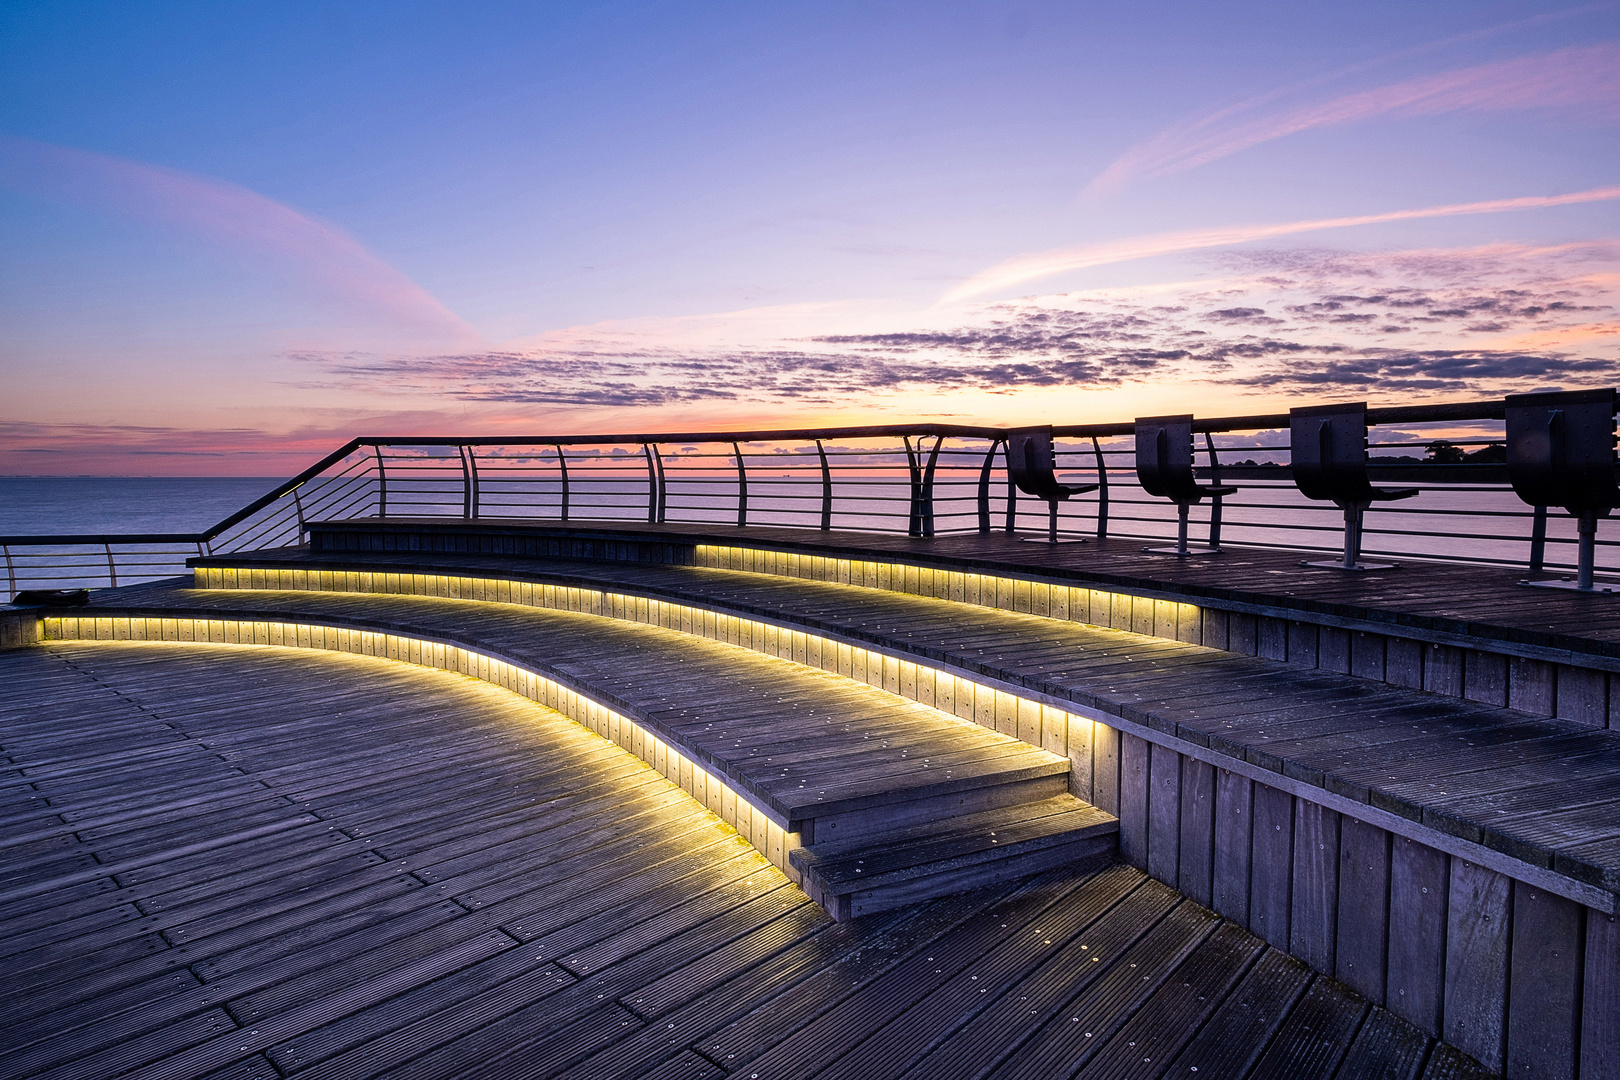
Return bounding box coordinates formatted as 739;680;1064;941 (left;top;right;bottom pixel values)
792;794;1118;920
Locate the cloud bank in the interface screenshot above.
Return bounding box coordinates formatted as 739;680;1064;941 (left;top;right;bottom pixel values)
297;242;1620;410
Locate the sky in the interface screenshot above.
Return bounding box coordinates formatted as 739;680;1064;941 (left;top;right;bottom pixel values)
2;0;1618;474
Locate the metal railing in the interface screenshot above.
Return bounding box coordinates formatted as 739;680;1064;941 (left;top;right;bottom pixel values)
4;400;1614;595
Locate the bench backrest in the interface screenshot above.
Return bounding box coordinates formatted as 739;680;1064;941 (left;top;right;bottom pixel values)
1135;414;1198;502
1290;402;1376;504
1506;388;1619;514
1006;426;1066;500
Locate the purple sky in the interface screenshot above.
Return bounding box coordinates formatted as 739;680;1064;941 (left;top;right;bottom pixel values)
3;1;1618;474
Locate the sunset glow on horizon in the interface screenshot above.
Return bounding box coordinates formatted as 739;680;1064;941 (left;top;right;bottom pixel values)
3;1;1618;475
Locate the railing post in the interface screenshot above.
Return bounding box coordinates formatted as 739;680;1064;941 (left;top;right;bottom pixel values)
977;439;1001;534
651;444;668;523
104;543;117;589
904;436;923;537
643;444;660;524
816;440;832;531
555;445;570;521
1092;436;1109;540
1529;505;1548;572
1204;432;1222;549
920;436;942;538
373;446;388;519
460;445;480;520
733;442;748;527
3;544;14;598
1004;441;1018;533
292;485;306;534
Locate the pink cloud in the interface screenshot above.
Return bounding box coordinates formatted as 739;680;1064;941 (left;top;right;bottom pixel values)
1090;42;1620;195
0;136;478;344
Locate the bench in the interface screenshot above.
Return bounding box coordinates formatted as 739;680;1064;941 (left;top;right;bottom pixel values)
1507;387;1620;593
1006;426;1099;543
1289;402;1417;571
1134;414;1236;556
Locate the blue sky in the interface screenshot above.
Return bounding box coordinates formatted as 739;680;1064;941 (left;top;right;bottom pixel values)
2;1;1617;472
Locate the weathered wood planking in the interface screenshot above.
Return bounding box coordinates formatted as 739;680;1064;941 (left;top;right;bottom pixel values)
300;517;1620;662
0;641;1469;1079
177;549;1620;906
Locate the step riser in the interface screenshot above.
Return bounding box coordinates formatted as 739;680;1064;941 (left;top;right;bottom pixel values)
811;835;1119;920
804;772;1070;846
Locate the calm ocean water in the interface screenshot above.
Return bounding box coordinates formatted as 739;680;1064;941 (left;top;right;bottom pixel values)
0;477;287;536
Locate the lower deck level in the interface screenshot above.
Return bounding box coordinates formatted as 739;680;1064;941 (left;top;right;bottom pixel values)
0;641;1482;1080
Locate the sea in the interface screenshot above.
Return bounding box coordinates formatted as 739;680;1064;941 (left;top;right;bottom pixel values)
0;477;288;537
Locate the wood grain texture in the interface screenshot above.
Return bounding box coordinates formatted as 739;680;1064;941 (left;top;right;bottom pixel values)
1250;784;1294;949
1444;860;1512;1072
1213;768;1254;926
1505;886;1582;1080
0;632;1480;1080
1335;817;1391;1005
1387;836;1448;1036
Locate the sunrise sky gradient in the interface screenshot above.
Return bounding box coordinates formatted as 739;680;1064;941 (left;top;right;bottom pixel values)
3;1;1619;474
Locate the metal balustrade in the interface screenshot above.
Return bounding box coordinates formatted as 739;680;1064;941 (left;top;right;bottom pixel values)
5;399;1615;595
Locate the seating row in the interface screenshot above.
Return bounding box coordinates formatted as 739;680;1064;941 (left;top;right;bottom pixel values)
1008;388;1620;589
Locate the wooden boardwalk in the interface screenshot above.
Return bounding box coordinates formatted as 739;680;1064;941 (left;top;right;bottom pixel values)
0;641;1483;1080
97;560;1620;906
308;518;1620;659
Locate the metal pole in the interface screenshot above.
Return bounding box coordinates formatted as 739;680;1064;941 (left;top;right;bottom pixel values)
373;446;388;519
920;436;942;538
816;439;832;531
3;544;14;598
105;543;118;589
903;436;923;537
1342;502;1367;570
643;444;658;524
1091;436;1109;540
1529;505;1547;572
555;445;570;521
1579;510;1598;590
976;439;1000;535
649;444;667;523
1004;442;1018;534
733;442;748;527
1203;432;1222;550
459;446;481;520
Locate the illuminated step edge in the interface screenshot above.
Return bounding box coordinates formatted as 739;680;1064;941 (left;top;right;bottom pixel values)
189;563;1620;913
692;544;1210;642
193;565;1108;807
38;614;801;883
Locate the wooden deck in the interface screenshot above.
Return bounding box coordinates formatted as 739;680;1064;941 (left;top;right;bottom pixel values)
80;563;1620;909
0;641;1484;1080
306;518;1620;660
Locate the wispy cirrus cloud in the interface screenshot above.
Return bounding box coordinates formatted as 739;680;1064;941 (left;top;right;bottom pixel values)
944;185;1620;302
0;136;477;344
1089;41;1620;195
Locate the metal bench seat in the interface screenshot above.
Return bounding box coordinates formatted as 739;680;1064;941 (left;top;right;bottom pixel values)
1135;414;1236;556
1290;402;1417;571
1507;387;1620;593
1006;426;1099;543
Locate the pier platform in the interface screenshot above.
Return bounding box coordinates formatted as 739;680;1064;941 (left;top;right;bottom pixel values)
7;516;1619;1077
2;640;1483;1080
